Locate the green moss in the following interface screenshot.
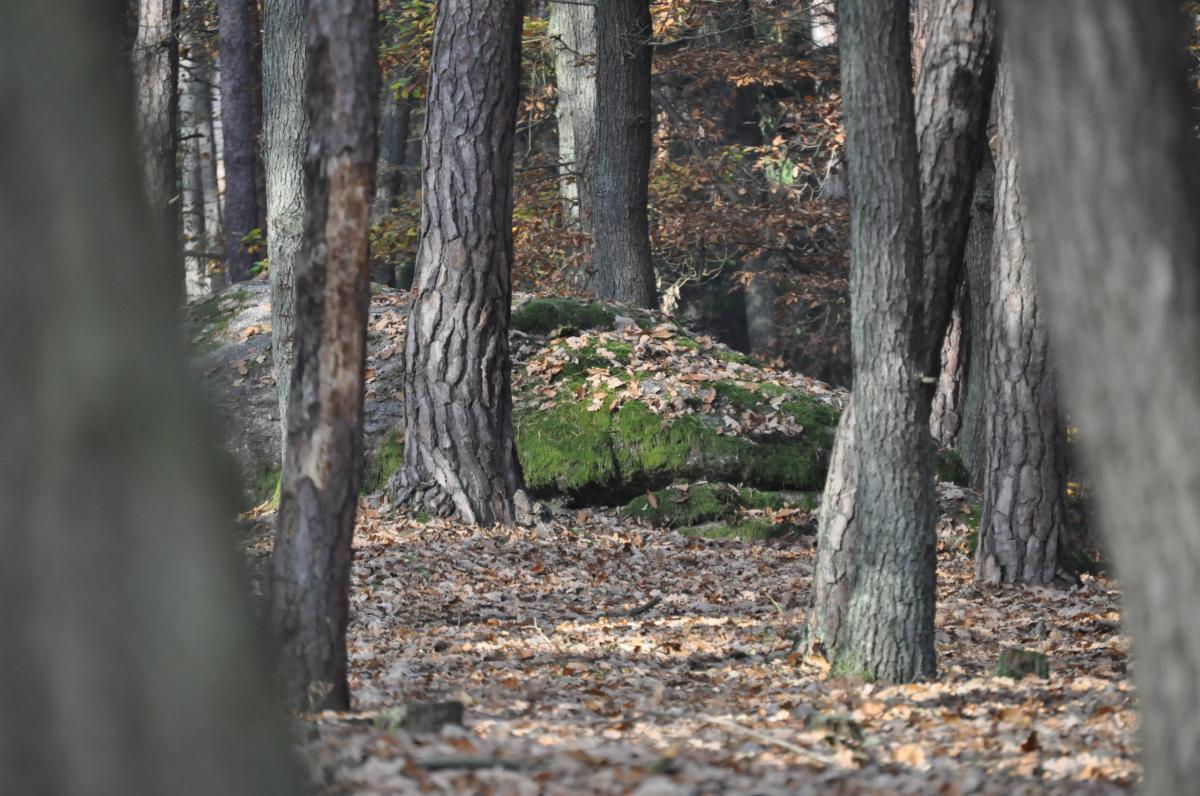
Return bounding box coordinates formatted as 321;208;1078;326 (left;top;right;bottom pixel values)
362;431;404;494
715;349;751;364
741;488;818;511
934;447;971;486
680;518;788;541
555;341;634;379
515;401;617;494
513;298;615;336
620;483;743;527
253;468;281;509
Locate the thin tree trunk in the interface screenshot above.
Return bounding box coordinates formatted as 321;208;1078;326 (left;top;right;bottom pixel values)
1005;2;1200;792
219;0;261;282
263;0;308;451
805;0;935;682
134;0;183;297
0;3;301;792
193;43;225;259
269;0;377;713
956;151;994;486
549;0;596;232
396;0;525;525
180;45;211;298
975;58;1069;585
593;0;656;308
929;274;967;447
373;77;411;216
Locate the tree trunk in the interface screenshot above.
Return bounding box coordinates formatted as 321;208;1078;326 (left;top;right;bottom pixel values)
373;77;411;216
593;0;656;308
269;0;378;713
194;42;225;262
134;0;183;296
974;57;1069;586
929;273;968;447
396;0;525;526
805;0;936;682
180;43;212;299
955;151;994;486
549;0;596;232
218;0;261;282
0;3;301;792
1004;6;1200;789
263;0;308;451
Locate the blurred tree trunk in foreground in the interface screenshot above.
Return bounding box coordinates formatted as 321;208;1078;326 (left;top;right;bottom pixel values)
269;0;378;712
1005;2;1200;792
0;3;301;793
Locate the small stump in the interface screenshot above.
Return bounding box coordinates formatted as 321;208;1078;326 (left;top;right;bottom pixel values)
996;648;1049;679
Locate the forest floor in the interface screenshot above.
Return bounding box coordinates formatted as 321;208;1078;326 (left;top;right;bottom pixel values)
243;492;1136;795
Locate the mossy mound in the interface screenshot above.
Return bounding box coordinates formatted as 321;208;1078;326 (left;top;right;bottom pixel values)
620;483;816;529
512;298;617;336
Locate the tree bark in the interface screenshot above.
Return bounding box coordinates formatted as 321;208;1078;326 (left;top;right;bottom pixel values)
269;0;378;713
975;57;1069;585
0;3;301;792
593;0;656;308
263;0;308;451
193;40;225;261
134;0;183;297
805;0;936;682
549;0;596;232
929;273;968;447
1004;5;1200;790
218;0;261;282
373;77;411;215
955;151;994;486
396;0;526;526
180;35;211;298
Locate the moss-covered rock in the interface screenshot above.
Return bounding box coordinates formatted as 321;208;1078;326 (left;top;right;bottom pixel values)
620;483;818;528
362;430;404;494
512;298;616;336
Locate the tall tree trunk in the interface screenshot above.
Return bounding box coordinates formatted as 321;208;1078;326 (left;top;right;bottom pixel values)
955;151;995;485
269;0;378;713
180;45;211;298
218;0;261;282
193;42;225;262
549;0;596;232
974;57;1069;586
263;0;308;451
134;0;183;296
0;3;301;792
805;0;935;682
396;0;525;526
593;0;656;308
807;0;993;679
373;77;411;216
929;274;968;447
1004;2;1200;792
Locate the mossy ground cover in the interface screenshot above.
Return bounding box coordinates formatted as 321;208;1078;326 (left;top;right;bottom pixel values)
620;483;816;541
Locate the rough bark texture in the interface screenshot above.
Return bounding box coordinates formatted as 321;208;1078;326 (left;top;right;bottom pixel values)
0;4;301;792
549;0;596;231
593;0;657;308
974;59;1069;586
913;0;997;377
263;0;308;450
218;0;261;282
1004;5;1200;790
805;0;936;683
269;0;378;713
134;0;182;295
396;0;525;525
929;274;967;446
955;152;994;485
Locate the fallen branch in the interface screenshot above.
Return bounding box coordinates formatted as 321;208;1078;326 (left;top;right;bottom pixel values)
601;595;662;619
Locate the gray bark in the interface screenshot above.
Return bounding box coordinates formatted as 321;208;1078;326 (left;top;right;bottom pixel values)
373;77;412;216
269;0;378;713
593;0;657;308
1004;4;1200;791
180;47;211;298
397;0;526;525
806;0;936;682
193;43;225;260
974;58;1068;585
0;3;301;792
929;274;967;447
549;0;596;231
263;0;308;451
134;0;182;296
218;0;261;282
955;152;994;486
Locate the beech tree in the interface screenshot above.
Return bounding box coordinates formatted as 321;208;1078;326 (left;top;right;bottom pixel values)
218;0;261;282
396;0;526;525
263;0;308;445
133;0;182;292
974;57;1070;586
550;0;597;232
269;0;378;711
0;2;300;791
1005;2;1200;791
806;0;995;681
593;0;656;308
